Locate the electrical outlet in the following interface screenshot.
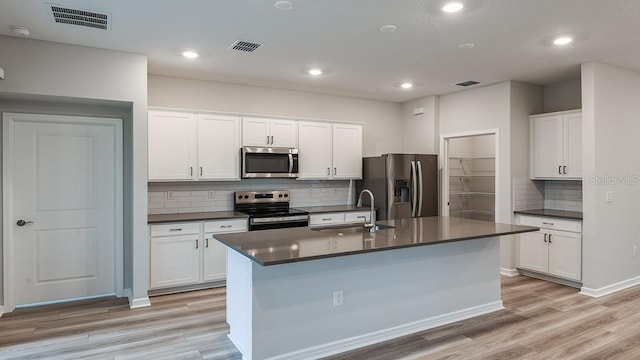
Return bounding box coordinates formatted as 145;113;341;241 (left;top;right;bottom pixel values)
605;191;614;202
634;245;638;257
333;290;344;306
167;191;176;200
208;190;215;199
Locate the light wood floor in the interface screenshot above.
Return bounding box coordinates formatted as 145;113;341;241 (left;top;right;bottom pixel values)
2;276;640;359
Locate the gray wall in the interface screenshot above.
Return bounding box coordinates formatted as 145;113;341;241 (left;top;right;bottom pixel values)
401;96;439;154
148;75;404;157
543;78;582;113
0;36;148;306
581;62;640;292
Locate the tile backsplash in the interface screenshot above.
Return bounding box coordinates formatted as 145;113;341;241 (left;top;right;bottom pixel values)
512;178;582;212
543;180;583;212
148;179;356;214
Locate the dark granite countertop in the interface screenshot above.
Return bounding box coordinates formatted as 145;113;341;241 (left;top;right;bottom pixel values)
294;205;371;214
214;216;539;266
148;211;249;224
514;209;583;220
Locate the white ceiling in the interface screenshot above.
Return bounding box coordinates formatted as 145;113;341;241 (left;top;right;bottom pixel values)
2;0;640;103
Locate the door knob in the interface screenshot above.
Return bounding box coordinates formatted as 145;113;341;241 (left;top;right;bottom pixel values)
16;220;34;226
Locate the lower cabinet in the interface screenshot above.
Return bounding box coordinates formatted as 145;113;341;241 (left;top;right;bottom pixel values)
308;210;370;227
150;218;248;290
517;214;582;282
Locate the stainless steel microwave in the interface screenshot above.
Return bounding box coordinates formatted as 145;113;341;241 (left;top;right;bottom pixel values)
241;147;299;178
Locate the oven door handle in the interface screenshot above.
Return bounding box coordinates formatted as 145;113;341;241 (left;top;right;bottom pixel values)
288;153;294;173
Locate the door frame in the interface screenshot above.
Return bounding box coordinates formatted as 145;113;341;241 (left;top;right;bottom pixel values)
2;112;124;312
439;129;500;219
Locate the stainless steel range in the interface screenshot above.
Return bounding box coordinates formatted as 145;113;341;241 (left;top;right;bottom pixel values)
234;190;309;231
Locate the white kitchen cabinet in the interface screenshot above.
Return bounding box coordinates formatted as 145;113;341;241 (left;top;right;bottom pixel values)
150;222;200;289
242;117;298;148
332;123;363;179
198;113;242;180
308;210;370;227
530;110;582;179
298;121;333;179
150;218;248;289
517;214;582;282
298;121;363;180
202;218;248;282
148;110;197;181
148;110;241;181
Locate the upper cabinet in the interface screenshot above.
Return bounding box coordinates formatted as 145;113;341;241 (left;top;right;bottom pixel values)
148;110;241;181
148;110;197;181
530;110;582;179
242;117;298;148
298;121;362;180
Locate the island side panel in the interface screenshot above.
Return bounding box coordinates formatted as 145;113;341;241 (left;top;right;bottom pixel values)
226;249;253;357
247;237;502;360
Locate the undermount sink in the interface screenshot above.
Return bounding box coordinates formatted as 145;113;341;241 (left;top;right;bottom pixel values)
310;223;394;234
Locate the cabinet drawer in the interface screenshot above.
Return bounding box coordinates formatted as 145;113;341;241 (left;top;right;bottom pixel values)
150;222;200;237
345;211;370;223
309;213;345;226
203;218;248;234
516;215;581;232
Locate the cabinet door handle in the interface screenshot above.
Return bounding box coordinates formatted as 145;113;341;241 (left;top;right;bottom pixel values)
563;166;567;175
200;166;203;176
327;168;330;175
558;165;562;175
333;167;337;176
270;135;274;145
190;167;193;176
266;135;270;145
542;222;554;226
544;234;548;243
220;224;232;228
357;215;366;219
169;228;182;232
205;238;209;248
548;234;552;244
322;218;332;221
195;239;199;249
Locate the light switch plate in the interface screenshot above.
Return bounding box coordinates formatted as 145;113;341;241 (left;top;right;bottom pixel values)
605;191;613;202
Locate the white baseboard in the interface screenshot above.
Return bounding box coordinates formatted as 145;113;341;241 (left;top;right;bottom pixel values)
500;267;519;277
0;305;4;318
580;275;640;298
125;288;151;309
266;301;504;360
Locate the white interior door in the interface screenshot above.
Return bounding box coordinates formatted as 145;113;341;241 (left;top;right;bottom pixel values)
4;113;122;308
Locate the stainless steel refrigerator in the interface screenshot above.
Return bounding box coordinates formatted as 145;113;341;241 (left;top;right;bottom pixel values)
358;154;438;220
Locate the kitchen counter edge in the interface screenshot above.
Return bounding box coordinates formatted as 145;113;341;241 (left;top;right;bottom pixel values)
148;211;249;224
514;209;583;220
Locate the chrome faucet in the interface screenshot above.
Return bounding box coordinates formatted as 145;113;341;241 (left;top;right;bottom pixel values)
356;189;376;232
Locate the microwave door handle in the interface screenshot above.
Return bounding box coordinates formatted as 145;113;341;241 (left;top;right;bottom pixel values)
288;153;294;173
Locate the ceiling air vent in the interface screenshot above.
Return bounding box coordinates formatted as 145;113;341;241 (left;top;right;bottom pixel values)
50;4;110;30
456;80;480;87
229;40;263;53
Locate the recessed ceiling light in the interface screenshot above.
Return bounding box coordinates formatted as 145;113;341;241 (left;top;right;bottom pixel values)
400;82;413;89
182;51;199;59
274;0;293;10
553;36;573;46
442;2;464;13
10;25;30;37
380;25;397;33
308;68;323;76
458;43;475;49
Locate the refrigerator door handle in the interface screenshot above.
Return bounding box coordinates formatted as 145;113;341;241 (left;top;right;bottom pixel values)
417;160;423;216
410;160;417;217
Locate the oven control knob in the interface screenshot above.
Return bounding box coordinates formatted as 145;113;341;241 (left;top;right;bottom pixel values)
244;195;249;199
238;195;242;199
284;194;289;198
278;194;283;198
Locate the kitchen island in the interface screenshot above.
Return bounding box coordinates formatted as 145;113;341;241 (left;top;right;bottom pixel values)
214;216;538;360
